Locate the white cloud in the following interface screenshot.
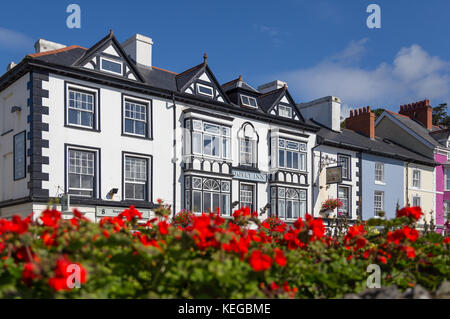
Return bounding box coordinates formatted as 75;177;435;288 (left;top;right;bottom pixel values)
278;39;450;109
0;27;34;51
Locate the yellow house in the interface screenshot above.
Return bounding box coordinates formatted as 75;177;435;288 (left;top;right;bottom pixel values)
405;163;435;223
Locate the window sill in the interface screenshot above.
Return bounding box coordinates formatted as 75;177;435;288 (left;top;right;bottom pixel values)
121;133;153;141
374;181;386;185
64;124;100;133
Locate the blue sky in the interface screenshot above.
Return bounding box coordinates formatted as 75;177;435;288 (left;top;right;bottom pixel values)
0;0;449;115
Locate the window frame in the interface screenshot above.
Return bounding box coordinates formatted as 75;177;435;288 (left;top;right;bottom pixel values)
65;82;100;132
374;191;384;216
412;169;421;189
278;104;292;118
13;131;26;181
445;168;450;191
121;94;152;140
185;118;231;160
278;138;307;172
337;154;351;181
184;176;231;216
270;186;307;220
122;152;152;202
337;185;351;217
196;83;214;98
412;195;421;208
375;162;385;184
240;95;258;108
239;182;256;213
100;56;123;76
65;144;100;199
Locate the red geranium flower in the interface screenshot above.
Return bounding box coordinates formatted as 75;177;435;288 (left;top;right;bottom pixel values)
274;248;287;267
48;256;87;291
396;206;423;221
248;250;272;272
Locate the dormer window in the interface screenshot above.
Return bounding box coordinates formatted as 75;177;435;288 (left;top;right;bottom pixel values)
100;57;123;75
197;83;214;98
241;95;258;108
279;105;292;118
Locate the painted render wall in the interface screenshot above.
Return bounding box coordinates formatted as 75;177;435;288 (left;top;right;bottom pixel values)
361;153;404;220
434;153;446;227
312;144;359;220
405;162;435;224
0;73;30;205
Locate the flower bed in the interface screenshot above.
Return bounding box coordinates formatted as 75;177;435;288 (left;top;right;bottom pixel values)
0;204;448;298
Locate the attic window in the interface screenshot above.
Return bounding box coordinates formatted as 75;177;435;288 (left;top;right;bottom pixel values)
100;57;122;75
241;95;258;108
279;105;292;118
197;83;214;98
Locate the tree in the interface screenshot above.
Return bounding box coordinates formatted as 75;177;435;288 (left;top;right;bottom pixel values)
432;103;449;126
373;108;385;120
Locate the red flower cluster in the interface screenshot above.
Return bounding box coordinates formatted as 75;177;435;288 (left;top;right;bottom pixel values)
48;256;87;291
387;226;419;244
0;215;31;235
344;225;367;250
248;250;272;272
396;206;423;221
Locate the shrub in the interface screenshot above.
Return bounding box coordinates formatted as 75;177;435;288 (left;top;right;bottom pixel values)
0;204;448;299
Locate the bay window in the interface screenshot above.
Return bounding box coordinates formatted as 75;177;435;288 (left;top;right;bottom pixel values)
185;176;231;216
186;119;231;160
271;186;307;220
278;138;306;171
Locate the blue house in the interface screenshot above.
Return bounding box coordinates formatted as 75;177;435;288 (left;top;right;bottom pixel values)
361;154;405;220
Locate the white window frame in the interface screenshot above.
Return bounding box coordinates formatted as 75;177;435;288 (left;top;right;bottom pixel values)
122;96;150;138
445;168;450;191
337;154;351;180
278;138;307;171
123;154;151;201
66;83;99;130
100;57;123;75
190;119;231;160
412;169;421;189
338;185;351;216
240;95;258;108
375;162;385;184
278;105;292;118
374;191;384;216
66;146;99;198
196;83;214;98
240;183;255;212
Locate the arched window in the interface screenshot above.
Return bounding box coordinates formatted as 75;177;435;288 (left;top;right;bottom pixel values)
238;123;258;168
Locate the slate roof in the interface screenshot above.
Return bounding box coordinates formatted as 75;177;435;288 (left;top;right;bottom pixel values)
385;111;444;147
314;120;436;166
221;77;259;93
175;63;204;91
429;128;450;143
257;87;286;113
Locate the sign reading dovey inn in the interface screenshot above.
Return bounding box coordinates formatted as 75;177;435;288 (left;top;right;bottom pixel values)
95;206;152;219
232;169;267;183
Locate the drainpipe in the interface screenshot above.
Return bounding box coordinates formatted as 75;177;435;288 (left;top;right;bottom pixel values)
357;151;363;220
171;93;177;217
311;143;321;217
406;161;411;206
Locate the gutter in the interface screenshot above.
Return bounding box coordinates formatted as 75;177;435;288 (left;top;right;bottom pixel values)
171;93;177;217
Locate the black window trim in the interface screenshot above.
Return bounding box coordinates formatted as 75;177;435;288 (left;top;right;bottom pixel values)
337;153;352;181
64;81;101;132
121;93;153;140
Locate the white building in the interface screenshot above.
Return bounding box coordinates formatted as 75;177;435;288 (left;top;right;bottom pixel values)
0;31;321;222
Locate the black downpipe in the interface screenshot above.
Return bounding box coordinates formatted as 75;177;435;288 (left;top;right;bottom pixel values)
171;93;177;217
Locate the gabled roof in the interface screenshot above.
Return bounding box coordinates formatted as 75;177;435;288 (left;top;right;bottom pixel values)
314;120;436;166
72;31;145;82
429;128;450;143
175;63;204;91
257;86;305;122
221;76;259;93
379;111;444;148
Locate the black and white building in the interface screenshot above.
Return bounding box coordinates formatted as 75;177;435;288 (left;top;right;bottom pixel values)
0;32;321;222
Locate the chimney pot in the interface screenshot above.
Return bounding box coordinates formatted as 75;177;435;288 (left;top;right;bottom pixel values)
345;106;375;139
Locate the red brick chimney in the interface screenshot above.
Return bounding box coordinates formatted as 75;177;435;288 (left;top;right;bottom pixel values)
398;100;432;130
345;106;375;139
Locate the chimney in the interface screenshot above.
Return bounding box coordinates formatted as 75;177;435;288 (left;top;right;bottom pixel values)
34;39;66;53
258;80;287;94
398;100;432;130
122;34;153;68
345;106;375;139
298;96;342;132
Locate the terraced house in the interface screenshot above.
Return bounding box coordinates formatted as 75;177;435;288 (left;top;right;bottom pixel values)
0;31;320;223
0;31;444;228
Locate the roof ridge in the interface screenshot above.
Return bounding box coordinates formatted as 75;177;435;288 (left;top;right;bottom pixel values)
258;86;285;98
386;110;412;119
221;77;240;88
176;62;204;78
152;66;178;75
28;45;87;58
